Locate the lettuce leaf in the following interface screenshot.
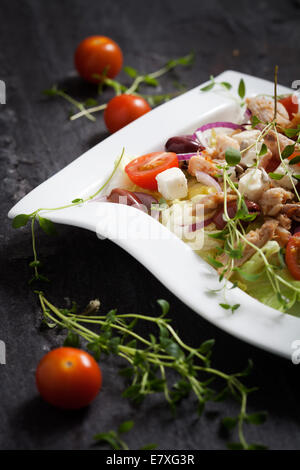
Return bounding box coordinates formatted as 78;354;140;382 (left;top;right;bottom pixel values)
231;241;300;315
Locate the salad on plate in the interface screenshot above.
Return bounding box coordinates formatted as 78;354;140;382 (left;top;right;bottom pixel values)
99;89;300;316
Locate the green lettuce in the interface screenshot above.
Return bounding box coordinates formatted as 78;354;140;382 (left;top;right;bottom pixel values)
231;241;300;315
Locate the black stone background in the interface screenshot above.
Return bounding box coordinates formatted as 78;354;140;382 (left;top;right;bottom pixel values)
1;0;300;450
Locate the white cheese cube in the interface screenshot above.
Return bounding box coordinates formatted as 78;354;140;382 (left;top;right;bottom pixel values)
238;168;265;202
156;167;188;200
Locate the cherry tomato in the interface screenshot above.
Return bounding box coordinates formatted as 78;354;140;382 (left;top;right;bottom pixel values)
104;94;151;133
36;347;102;409
75;36;123;83
279;95;298;120
285;232;300;281
125;152;178;190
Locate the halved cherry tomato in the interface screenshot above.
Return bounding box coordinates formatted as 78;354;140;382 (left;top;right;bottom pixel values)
285;232;300;281
125;152;179;190
279;95;298;120
104;94;151;133
36;347;102;409
75;36;123;83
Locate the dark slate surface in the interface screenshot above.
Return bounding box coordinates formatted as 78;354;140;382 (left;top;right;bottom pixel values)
1;0;300;450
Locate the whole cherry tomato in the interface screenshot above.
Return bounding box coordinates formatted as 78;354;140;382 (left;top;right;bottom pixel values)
104;94;151;133
36;347;102;409
125;152;179;190
75;36;123;83
285;232;300;281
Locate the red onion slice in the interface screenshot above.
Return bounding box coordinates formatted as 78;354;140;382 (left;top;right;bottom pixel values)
195;170;222;193
191;121;245;147
177;152;202;161
244;108;252;121
194;121;245;135
188;217;214;232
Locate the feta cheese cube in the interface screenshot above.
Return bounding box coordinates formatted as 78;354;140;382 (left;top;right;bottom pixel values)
156;167;188;200
238;168;265;202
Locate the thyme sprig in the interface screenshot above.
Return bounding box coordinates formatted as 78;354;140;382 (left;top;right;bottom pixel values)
94;420;157;450
12;153;266;450
43;85;96;122
35;291;265;449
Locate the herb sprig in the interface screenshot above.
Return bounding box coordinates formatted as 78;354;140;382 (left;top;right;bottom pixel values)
35;292;265;450
43;52;194;122
14;65;285;449
206;67;300;312
12;152;266;450
94;420;157;450
201;76;246;106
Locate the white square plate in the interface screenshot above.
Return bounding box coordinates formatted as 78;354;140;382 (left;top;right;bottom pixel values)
8;70;300;359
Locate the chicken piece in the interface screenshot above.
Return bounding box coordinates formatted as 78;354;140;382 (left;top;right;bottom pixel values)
188;155;218;177
259;187;294;216
192;193;237;214
258;148;274;170
271;213;292;247
230;128;274;168
232;130;260;167
263;130;295;160
277;213;292;230
246;96;290;127
215;134;240;159
270;163;298;190
274;225;291;247
281;203;300;222
288;112;300;129
217;219;279;270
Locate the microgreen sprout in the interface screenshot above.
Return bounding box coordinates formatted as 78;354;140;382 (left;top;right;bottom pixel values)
205;67;300;312
44;52;194;122
201;76;246;106
94;420;157;450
